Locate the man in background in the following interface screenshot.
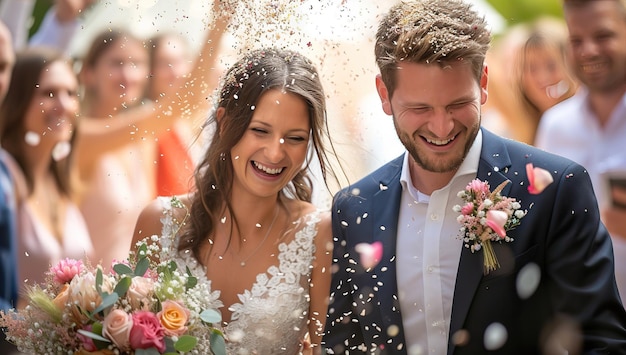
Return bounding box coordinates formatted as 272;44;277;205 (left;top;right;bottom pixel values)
535;0;626;303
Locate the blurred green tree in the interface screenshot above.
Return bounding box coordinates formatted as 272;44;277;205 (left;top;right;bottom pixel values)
486;0;563;25
486;0;564;26
30;0;53;37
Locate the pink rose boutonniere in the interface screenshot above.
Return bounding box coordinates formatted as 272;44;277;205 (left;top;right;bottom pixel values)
453;179;527;274
454;163;554;274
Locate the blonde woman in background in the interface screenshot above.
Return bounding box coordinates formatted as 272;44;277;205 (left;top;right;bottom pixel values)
483;18;578;145
515;17;578;145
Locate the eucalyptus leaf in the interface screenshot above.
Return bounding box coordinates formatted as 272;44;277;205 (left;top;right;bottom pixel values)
200;308;222;324
76;329;110;343
174;335;197;352
163;336;175;353
113;276;132;297
136;243;148;263
89;322;110;349
135;348;160;355
134;257;150;277
210;330;226;355
112;263;133;276
186;275;197;289
93;292;118;314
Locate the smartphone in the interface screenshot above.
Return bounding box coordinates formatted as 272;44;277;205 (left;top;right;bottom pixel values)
608;176;626;209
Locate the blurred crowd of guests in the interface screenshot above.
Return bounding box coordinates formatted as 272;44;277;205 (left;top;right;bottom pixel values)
0;0;226;315
1;0;626;351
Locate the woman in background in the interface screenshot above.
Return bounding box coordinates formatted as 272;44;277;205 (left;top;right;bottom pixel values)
75;3;230;269
75;29;156;270
146;33;219;196
483;18;577;145
0;47;93;307
515;17;578;145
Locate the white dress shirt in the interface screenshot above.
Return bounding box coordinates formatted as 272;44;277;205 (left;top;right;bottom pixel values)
396;131;482;354
536;88;626;305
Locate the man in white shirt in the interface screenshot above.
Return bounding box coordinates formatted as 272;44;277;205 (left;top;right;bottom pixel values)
535;0;626;305
323;0;626;354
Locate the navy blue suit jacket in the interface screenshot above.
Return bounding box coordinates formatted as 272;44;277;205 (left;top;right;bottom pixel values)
323;129;626;354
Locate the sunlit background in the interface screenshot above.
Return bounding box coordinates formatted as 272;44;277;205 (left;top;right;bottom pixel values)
1;0;565;205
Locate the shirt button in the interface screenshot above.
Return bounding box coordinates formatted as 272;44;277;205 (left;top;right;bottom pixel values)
428;266;434;272
430;213;438;220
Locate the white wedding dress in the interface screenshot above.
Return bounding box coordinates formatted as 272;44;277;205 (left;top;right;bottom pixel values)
157;197;321;354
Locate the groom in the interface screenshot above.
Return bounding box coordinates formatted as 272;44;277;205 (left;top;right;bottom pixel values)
322;0;626;354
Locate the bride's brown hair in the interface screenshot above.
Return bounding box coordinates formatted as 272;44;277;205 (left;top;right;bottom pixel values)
178;48;340;259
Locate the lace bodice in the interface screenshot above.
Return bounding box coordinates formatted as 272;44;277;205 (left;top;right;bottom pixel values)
157;197;320;354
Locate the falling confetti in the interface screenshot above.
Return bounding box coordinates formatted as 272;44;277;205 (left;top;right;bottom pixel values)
516;262;541;299
484;322;508;350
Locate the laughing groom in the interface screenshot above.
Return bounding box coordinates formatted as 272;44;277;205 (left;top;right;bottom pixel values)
322;0;626;354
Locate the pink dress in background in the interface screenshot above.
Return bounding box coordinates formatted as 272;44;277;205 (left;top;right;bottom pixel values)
17;203;93;286
0;152;93;290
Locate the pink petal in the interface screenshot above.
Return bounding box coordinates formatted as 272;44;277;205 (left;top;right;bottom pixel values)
486;210;508;238
526;163;554;194
526;163;535;187
355;241;383;269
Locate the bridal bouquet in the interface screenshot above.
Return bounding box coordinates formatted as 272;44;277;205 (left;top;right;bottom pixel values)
453;179;527;274
0;239;225;355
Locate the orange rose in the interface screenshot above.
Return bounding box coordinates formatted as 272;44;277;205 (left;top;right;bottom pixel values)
157;300;190;336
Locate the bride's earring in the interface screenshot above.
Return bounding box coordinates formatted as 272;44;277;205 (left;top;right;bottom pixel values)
52;141;71;161
24;131;41;146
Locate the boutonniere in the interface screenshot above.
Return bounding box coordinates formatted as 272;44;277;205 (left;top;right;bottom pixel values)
453;163;554;274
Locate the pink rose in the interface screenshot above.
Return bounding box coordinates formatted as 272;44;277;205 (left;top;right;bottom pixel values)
127;277;155;310
158;300;190;336
103;309;133;350
49;258;83;284
129;311;166;353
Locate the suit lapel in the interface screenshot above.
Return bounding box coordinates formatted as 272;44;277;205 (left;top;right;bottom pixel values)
370;156;407;345
448;130;512;355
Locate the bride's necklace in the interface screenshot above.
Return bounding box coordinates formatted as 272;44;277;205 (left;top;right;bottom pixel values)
236;206;279;267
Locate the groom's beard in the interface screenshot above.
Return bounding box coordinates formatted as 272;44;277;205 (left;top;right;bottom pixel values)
392;114;480;173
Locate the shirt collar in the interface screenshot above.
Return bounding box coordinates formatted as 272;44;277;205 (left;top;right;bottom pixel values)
400;129;482;201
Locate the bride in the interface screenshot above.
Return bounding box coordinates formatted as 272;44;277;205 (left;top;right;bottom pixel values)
131;47;341;354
